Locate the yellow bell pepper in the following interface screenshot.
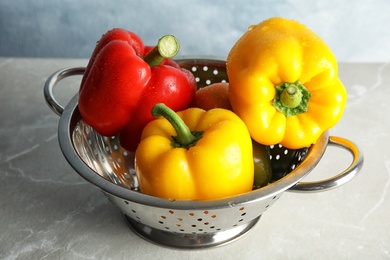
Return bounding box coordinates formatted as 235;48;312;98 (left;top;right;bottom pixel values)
226;17;347;149
135;103;254;200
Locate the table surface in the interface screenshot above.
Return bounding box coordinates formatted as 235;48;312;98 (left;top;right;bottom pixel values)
1;58;388;259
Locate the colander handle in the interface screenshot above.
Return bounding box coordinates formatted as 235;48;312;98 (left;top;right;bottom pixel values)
288;136;364;193
44;67;85;116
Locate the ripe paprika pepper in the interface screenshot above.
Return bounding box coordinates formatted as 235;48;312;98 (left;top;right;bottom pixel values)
135;103;254;200
226;17;347;149
78;28;197;152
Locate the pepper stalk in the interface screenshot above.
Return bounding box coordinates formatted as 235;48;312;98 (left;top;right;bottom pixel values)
273;81;311;117
152;103;203;149
143;35;180;68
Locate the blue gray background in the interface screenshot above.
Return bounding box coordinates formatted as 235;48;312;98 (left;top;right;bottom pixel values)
1;0;389;61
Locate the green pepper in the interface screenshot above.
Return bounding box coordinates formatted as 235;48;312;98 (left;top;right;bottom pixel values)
252;140;272;189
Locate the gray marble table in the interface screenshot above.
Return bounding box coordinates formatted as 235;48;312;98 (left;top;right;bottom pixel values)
1;58;388;259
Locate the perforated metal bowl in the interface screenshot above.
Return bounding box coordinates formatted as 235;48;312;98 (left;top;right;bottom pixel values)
44;58;363;249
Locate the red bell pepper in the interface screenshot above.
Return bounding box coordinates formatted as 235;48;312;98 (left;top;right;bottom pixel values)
78;28;197;152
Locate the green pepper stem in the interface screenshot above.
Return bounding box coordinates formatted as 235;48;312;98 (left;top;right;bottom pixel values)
273;81;311;117
280;85;303;108
152;103;202;149
143;35;180;68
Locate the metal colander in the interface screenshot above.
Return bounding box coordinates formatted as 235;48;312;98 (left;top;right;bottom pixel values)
44;58;363;249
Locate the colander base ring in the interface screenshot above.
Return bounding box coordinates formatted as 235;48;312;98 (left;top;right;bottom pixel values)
123;214;261;249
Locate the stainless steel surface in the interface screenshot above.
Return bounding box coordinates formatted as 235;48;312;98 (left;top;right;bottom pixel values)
43;67;85;116
289;136;363;192
44;58;364;249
